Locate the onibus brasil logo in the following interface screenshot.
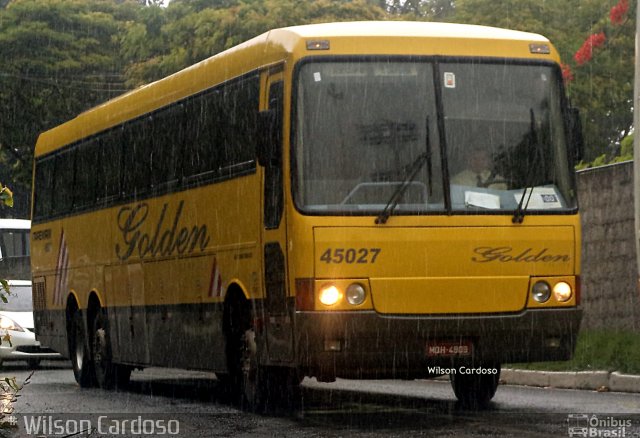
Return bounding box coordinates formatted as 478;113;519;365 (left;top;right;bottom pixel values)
566;414;633;437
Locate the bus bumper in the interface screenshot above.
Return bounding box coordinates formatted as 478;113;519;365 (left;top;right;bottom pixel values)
295;308;582;381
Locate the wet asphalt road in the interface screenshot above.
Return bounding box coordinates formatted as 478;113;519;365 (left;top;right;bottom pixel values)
2;361;639;437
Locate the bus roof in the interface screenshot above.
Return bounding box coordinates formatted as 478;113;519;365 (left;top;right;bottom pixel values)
279;21;548;41
35;21;557;157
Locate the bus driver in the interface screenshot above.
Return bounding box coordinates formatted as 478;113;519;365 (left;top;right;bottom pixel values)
451;148;507;190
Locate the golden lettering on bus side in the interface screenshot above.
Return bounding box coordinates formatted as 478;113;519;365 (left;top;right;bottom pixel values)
472;246;570;263
115;200;210;261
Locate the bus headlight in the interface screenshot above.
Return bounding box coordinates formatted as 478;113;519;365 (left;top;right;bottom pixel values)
532;281;551;303
319;284;341;306
553;281;572;302
346;283;366;306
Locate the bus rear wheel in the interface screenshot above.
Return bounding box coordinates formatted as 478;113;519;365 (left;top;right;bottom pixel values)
69;311;95;387
93;310;131;389
450;364;500;409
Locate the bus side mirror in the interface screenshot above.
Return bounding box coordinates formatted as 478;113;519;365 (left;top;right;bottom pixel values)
257;110;281;167
567;107;585;162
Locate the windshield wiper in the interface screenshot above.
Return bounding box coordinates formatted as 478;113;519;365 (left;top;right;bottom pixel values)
375;152;429;224
375;118;432;225
512;108;540;224
513;186;534;224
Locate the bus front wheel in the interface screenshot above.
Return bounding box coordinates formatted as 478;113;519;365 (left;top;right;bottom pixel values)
235;326;300;412
92;310;131;389
450;364;500;409
69;311;95;387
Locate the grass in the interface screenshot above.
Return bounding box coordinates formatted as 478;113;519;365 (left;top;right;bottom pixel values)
507;330;640;375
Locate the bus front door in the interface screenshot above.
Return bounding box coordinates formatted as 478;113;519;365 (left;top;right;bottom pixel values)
260;70;294;364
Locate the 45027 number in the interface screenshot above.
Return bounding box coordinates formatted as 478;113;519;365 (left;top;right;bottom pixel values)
319;248;381;264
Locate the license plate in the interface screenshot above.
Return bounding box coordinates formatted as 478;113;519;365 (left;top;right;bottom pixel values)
426;340;473;357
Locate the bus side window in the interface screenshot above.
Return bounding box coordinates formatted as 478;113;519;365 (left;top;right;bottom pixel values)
96;128;123;203
73;139;98;211
52;150;76;216
34;157;55;220
183;92;219;179
264;80;284;230
123;119;152;199
219;78;259;172
151;104;185;189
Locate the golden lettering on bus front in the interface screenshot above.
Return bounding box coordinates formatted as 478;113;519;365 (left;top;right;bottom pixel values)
472;246;570;263
115;200;210;261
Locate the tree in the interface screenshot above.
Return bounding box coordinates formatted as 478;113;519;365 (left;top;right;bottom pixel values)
121;0;386;86
448;0;635;163
383;0;454;19
0;183;12;300
0;0;139;216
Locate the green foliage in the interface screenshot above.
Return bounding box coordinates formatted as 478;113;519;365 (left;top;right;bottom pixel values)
383;0;455;19
0;0;635;199
510;329;640;374
0;183;13;209
0;0;138;216
0;183;13;304
121;0;386;86
448;0;635;164
0;373;31;429
575;133;633;169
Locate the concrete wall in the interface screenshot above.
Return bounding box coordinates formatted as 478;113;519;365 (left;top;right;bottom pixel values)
577;160;640;331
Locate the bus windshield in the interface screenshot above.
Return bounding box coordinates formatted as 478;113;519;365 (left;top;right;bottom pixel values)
293;59;577;215
0;228;30;281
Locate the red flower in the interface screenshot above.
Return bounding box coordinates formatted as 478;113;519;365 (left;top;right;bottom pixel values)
561;63;574;82
610;0;629;25
574;32;606;65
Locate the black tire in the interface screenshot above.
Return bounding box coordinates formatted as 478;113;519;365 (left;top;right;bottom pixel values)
93;310;131;390
239;328;301;413
239;327;265;411
69;311;95;387
450;364;500;410
225;306;300;413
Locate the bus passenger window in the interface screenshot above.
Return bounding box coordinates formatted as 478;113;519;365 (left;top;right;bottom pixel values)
183;94;219;179
96;129;123;202
151;105;185;188
52;150;76;215
123;120;152;198
34;157;55;219
218;79;259;172
73;140;98;210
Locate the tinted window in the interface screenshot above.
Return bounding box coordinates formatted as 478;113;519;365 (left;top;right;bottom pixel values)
53;150;76;214
0;229;30;281
34;157;55;219
151;105;185;188
123;119;152;197
96;129;123;201
183;90;222;178
219;79;259;170
73;139;98;209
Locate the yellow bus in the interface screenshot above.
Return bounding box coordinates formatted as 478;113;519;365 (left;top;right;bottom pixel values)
31;21;583;409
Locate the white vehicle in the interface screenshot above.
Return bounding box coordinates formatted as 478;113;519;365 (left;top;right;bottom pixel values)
0;219;60;367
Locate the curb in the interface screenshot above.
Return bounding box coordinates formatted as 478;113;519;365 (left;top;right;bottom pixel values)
501;369;640;393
